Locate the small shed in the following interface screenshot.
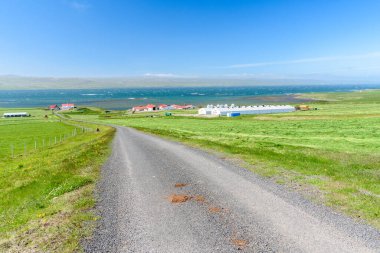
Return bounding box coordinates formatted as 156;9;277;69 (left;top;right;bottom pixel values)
227;112;240;117
298;105;310;111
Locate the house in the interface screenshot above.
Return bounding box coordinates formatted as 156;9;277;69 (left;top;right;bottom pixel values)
132;103;193;112
172;104;194;110
145;104;156;111
132;105;147;112
61;103;75;110
3;112;30;118
48;104;60;110
158;104;169;110
132;104;157;112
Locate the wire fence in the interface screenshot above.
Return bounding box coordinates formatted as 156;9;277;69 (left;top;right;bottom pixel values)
0;127;94;160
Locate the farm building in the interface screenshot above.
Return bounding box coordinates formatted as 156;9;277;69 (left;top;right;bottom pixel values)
172;104;194;110
132;104;157;112
198;104;296;116
49;104;60;110
132;105;148;112
296;105;311;111
132;104;194;112
158;104;169;110
3;112;30;118
198;105;215;115
145;104;156;111
61;103;75;110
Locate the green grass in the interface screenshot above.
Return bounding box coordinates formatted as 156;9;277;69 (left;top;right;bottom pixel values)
0;109;115;252
72;89;380;228
297;89;380;103
0;108;101;159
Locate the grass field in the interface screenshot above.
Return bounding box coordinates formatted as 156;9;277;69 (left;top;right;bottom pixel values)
69;89;380;228
1;89;378;252
0;109;86;158
0;108;115;252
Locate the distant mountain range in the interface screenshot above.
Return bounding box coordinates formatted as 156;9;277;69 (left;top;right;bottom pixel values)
0;75;378;90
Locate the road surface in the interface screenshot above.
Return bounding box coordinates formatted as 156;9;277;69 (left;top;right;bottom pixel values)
84;126;380;252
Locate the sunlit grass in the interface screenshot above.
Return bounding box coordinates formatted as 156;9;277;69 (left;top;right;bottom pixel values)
0;109;115;252
77;89;380;228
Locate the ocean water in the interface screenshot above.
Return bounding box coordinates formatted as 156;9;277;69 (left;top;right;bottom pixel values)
0;84;379;110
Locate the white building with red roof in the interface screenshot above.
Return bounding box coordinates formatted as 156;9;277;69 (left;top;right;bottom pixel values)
132;103;194;112
61;103;75;110
132;104;157;112
158;104;170;110
48;104;60;110
172;104;194;110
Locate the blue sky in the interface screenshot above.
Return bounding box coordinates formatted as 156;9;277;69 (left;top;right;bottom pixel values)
0;0;379;81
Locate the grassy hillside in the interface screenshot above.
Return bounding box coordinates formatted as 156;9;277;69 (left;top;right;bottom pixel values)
71;90;380;228
0;109;84;158
0;109;115;252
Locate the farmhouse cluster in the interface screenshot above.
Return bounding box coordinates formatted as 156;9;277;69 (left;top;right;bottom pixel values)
48;103;75;111
2;103;76;118
132;104;194;112
198;104;296;116
3;102;306;118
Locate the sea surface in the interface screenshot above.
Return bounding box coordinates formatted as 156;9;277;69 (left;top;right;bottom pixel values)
0;84;379;110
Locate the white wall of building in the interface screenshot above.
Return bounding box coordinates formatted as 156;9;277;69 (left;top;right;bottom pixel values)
198;104;295;116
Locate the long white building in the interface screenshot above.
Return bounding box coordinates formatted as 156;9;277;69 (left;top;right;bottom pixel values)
3;112;30;118
198;104;296;116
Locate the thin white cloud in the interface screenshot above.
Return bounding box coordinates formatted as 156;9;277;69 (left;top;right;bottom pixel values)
66;1;90;11
228;52;380;69
143;73;199;78
144;73;177;78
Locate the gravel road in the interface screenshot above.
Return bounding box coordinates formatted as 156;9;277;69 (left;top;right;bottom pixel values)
84;126;380;253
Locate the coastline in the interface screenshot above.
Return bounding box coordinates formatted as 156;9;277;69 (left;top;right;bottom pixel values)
1;85;379;110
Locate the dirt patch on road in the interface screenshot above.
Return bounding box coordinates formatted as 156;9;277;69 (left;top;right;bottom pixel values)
208;207;221;213
232;239;248;250
194;195;206;202
174;183;188;188
169;194;191;203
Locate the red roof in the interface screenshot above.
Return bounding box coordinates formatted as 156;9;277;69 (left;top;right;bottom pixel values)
49;104;59;109
172;104;193;109
62;103;75;107
132;104;157;111
132;105;147;110
159;104;168;108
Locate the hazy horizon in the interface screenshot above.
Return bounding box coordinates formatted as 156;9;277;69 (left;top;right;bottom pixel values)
1;75;380;90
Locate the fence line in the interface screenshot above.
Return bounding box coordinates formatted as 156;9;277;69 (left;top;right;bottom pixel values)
1;112;97;159
0;126;95;160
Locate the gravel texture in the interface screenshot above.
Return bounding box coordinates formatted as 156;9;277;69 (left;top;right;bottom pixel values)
83;126;380;253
